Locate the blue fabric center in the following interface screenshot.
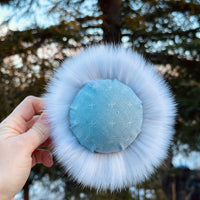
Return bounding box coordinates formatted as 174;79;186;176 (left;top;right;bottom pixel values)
69;79;143;153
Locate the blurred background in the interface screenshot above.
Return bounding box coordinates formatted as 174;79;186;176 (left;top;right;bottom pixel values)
0;0;200;199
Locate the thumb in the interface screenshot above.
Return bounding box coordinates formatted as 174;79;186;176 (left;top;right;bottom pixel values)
23;114;51;153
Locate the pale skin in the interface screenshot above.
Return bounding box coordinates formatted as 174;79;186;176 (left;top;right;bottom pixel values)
0;96;53;200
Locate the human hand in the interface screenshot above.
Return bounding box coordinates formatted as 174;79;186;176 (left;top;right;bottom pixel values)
0;96;53;200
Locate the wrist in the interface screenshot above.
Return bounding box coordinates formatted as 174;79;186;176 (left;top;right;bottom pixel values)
0;181;15;200
0;192;14;200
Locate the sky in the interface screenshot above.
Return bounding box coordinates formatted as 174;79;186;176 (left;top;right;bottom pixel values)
0;0;98;31
0;1;59;31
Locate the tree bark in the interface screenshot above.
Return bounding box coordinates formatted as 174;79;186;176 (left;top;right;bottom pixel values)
23;180;31;200
98;0;122;44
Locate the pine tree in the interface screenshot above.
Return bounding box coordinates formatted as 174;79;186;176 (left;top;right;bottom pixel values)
0;0;200;199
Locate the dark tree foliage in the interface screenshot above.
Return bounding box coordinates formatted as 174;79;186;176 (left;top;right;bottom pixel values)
0;0;200;199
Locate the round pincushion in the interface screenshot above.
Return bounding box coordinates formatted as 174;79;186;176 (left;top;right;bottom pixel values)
44;45;176;191
69;79;143;153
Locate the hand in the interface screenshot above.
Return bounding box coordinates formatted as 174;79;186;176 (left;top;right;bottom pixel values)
0;96;53;200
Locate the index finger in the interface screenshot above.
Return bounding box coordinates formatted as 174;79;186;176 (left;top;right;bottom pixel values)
10;96;44;123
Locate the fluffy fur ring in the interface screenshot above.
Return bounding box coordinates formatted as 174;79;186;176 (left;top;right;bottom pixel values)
44;45;176;191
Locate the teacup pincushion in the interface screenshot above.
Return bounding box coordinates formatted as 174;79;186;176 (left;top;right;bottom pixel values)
44;45;176;191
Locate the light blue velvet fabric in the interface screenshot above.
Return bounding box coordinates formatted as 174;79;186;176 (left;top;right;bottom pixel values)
69;79;143;153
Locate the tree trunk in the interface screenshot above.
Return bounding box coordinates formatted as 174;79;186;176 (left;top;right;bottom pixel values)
98;0;122;44
23;180;31;200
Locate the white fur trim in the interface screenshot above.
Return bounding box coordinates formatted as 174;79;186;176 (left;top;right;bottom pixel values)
44;45;176;191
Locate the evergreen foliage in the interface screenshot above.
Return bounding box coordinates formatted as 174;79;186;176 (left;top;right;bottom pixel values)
0;0;199;199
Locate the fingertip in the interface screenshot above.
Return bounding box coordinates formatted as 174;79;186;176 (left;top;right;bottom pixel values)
32;149;53;168
44;159;53;168
42;151;54;167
